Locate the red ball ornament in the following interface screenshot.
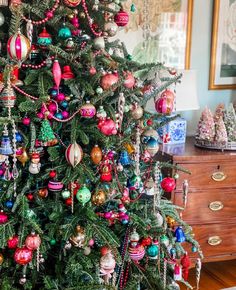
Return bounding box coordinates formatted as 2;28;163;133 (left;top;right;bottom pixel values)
160;89;175;102
89;67;97;75
141;237;152;247
65;197;72;206
0;211;8;224
7;236;19;249
100;73;119;91
155;96;174;114
14;247;33;265
22;116;31;126
123;71;135;89
160;177;176;192
63;0;81;7
100;246;110;256
49;170;57;178
114;9;129;27
27;193;34;201
97;118;117;136
25;233;41;250
7;30;31;63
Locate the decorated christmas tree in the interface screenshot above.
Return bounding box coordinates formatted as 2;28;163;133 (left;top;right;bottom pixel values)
0;1;201;290
196;107;215;141
224;103;236;142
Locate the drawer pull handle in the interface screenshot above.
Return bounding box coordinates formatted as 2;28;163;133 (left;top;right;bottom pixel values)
208;236;222;246
211;172;227;182
209;201;224;211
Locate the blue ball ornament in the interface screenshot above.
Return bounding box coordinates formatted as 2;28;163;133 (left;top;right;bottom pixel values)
58;24;72;39
50;89;58;98
5;200;14;209
121;219;129;225
147;244;158;259
191;245;197;253
175;226;186;243
170;247;176;256
60;100;68;109
54;112;63;120
15;132;23;142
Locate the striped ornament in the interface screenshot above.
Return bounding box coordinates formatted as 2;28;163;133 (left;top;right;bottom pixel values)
129;245;145;262
65;142;83;168
7;30;31;63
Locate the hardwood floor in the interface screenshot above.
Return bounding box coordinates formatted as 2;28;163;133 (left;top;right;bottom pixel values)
180;260;236;290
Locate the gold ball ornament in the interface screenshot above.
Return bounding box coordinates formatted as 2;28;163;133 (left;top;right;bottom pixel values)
90;145;102;165
166;216;175;228
16;147;29;167
70;225;85;248
0;253;3;265
79;12;86;18
92;189;106;206
37;188;48;199
131;105;144;120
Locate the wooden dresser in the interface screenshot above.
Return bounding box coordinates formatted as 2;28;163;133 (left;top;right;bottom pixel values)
165;137;236;263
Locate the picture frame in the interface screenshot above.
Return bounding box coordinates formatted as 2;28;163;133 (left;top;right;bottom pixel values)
209;0;236;90
116;0;194;69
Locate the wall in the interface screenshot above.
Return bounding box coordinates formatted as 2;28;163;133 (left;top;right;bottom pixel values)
182;0;236;135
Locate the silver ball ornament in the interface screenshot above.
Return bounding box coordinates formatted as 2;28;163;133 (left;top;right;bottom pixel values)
104;21;118;37
19;276;27;285
94;37;105;50
84;246;91;256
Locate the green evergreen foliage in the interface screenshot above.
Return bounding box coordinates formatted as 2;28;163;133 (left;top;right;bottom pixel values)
0;1;201;290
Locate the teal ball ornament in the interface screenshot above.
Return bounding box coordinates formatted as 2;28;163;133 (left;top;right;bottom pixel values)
146;137;159;157
61;190;71;199
191;245;197;253
147;244;158;259
58;24;72;40
76;185;91;206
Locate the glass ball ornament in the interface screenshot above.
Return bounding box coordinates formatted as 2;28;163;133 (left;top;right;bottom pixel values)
175;226;186;243
65;142;83;168
0;253;3;265
80;101;96;118
58;24;72;39
76;185;91;206
93;37;105;50
142;128;159;143
129;244;145;262
15;132;23;142
14;247;33;265
131;105;143;120
50;239;56;246
5;200;14;209
54;112;63;120
191;245;197;253
61;190;71;199
161;89;175;102
160;177;176;193
97;118;117;136
114;9;129;27
25;233;41;250
63;0;81;7
104;21;118;37
70;225;85;248
100;73;119;91
147;244;159;259
37;27;52;47
48;180;64;192
146;138;159;157
91;189;106;206
90;145;102;165
160;235;169;247
37;188;48;198
123;71;135;89
155;96;174;115
0;211;8;224
118;150;131;166
7;235;19;249
127;174;143;191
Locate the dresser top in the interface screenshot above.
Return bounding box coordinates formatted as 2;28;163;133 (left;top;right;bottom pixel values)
163;137;236;163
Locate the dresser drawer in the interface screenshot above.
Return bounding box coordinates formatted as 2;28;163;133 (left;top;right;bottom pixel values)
191;224;236;258
175;162;236;191
174;189;236;224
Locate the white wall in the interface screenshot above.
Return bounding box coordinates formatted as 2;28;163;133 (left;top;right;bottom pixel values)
182;0;236;135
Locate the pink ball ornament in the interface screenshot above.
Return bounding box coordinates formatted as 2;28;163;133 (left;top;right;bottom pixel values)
104;212;112;219
14;247;33;265
25;233;41;251
160;177;176;192
100;73;119;91
114;9;129;27
155;97;174;114
80;101;96;118
56;93;65;102
62;111;69;119
129;244;145;262
45;10;54;19
0;211;8;224
7;30;31;63
89;67;97;75
161;89;175;102
0;168;4;176
22;117;31;126
124;71;135;89
89;239;95;247
48;102;57;113
7;235;19;249
97;118;117;136
37;112;44;119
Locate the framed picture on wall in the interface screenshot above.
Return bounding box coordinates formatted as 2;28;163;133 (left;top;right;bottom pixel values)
115;0;193;69
209;0;236;90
